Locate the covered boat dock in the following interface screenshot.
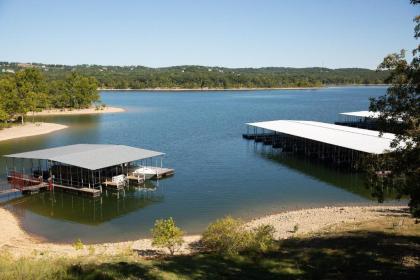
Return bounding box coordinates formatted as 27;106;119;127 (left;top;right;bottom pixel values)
243;120;398;169
3;144;174;197
335;110;380;130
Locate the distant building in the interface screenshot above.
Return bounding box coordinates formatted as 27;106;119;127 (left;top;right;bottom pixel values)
17;63;32;68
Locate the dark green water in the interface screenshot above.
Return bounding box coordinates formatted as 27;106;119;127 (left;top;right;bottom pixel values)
0;87;403;243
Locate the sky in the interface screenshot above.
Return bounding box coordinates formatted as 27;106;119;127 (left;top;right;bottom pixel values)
0;0;418;69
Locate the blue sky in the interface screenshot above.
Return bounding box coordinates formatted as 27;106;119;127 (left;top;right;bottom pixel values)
0;0;418;69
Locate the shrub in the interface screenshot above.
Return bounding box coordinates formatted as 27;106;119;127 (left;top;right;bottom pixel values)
250;224;276;253
293;224;299;233
151;217;184;255
88;245;95;255
202;216;276;256
73;239;84;251
0;123;12;130
201;216;252;256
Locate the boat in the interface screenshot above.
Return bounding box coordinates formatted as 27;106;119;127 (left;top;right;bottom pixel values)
132;166;157;180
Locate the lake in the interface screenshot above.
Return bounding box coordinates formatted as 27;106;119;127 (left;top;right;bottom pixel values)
0;87;402;243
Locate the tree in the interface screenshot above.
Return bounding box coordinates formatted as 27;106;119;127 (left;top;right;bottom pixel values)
48;80;69;108
15;68;47;124
25;91;49;122
64;73;99;109
366;0;419;216
151;217;184;255
0;76;19;122
0;68;100;125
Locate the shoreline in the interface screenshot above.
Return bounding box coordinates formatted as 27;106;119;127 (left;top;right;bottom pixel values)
0;122;68;142
0;205;408;258
99;84;388;92
0;107;125;142
31;106;125;116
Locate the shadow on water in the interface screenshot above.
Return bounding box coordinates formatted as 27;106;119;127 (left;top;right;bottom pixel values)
254;146;397;201
4;182;163;225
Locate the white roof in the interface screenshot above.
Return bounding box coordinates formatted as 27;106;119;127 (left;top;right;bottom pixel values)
5;144;164;170
246;120;397;154
340;111;380;118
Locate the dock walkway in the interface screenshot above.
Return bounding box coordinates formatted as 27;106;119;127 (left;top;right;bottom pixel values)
151;167;175;179
52;184;101;198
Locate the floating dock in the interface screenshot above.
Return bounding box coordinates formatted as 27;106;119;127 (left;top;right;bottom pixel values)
52;184;101;198
3;144;174;199
243;120;399;169
150;167;175;179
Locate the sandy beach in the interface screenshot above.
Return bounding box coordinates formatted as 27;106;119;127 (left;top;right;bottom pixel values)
0;122;68;142
0;205;408;258
31;106;125;116
0;107;125;142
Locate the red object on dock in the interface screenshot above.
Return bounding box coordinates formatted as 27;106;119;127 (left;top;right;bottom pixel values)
8;171;42;190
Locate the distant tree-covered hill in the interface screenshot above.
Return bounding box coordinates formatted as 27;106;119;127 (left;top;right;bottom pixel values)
0;62;389;89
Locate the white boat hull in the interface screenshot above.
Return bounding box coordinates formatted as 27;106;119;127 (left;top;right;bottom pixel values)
133;167;157;180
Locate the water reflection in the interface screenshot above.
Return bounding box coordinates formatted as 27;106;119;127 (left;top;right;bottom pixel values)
255;146;396;200
5;182;163;225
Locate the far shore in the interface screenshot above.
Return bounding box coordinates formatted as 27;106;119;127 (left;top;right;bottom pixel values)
0;122;67;142
0;205;408;258
30;106;125;116
99;84;388;92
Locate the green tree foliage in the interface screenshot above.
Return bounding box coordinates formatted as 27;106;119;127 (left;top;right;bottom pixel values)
0;68;99;125
61;73;98;109
366;0;419;216
0;63;389;90
201;216;275;256
15;68;48;123
151;217;184;255
0;77;19;124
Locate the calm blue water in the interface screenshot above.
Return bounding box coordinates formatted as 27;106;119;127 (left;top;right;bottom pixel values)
0;87;401;243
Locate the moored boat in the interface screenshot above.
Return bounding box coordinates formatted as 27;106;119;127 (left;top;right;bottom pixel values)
133;166;157;180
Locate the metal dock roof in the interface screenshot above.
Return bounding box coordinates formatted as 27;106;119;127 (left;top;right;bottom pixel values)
246;120;397;154
339;111;380;118
4;144;164;170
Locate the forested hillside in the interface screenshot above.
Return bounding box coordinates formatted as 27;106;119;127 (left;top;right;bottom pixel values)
0;62;389;89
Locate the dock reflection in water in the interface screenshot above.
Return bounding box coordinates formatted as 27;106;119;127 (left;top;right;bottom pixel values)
5;181;163;226
254;145;397;201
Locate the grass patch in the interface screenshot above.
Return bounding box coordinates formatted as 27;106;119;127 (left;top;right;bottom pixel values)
0;215;419;279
